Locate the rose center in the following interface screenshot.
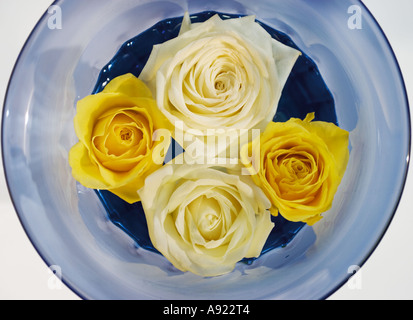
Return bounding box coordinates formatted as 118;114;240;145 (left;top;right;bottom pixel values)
214;79;226;91
280;155;312;180
213;70;238;94
119;128;133;141
195;196;223;241
104;118;144;157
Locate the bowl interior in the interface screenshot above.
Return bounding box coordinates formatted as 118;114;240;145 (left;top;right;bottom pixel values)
2;0;410;299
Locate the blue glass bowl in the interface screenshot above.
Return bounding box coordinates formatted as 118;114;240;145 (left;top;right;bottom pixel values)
2;0;410;300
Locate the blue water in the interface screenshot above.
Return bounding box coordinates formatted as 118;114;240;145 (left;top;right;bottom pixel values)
92;11;337;262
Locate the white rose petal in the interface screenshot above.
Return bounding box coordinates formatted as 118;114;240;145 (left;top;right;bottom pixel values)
138;162;274;277
140;13;301;159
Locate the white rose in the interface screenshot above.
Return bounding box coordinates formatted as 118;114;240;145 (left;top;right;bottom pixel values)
140;13;301;158
137;161;274;277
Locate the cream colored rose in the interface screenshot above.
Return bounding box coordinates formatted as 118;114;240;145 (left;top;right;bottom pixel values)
137;161;274;277
140;13;301;157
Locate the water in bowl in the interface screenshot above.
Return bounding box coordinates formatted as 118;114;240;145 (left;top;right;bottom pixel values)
90;11;337;263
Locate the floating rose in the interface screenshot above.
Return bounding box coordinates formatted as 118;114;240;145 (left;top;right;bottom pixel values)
138;160;274;277
241;113;349;225
69;73;172;203
140;13;301;158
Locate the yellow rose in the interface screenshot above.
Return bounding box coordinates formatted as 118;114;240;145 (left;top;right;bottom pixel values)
241;113;349;225
137;160;274;277
69;73;172;203
140;13;301;158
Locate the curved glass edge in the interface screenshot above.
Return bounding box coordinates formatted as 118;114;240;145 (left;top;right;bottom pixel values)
0;0;86;301
321;0;411;301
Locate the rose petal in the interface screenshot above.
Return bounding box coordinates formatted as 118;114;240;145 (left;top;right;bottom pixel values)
140;13;301;159
69;74;172;204
138;163;274;277
68;142;109;189
241;114;349;225
102;73;153;99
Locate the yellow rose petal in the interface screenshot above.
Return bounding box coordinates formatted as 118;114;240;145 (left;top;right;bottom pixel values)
102;73;153;99
68;142;108;190
241;114;349;225
69;74;172;204
302;120;350;178
74;93;136;145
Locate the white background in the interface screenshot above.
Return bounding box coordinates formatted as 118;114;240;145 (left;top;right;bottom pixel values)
0;0;412;300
